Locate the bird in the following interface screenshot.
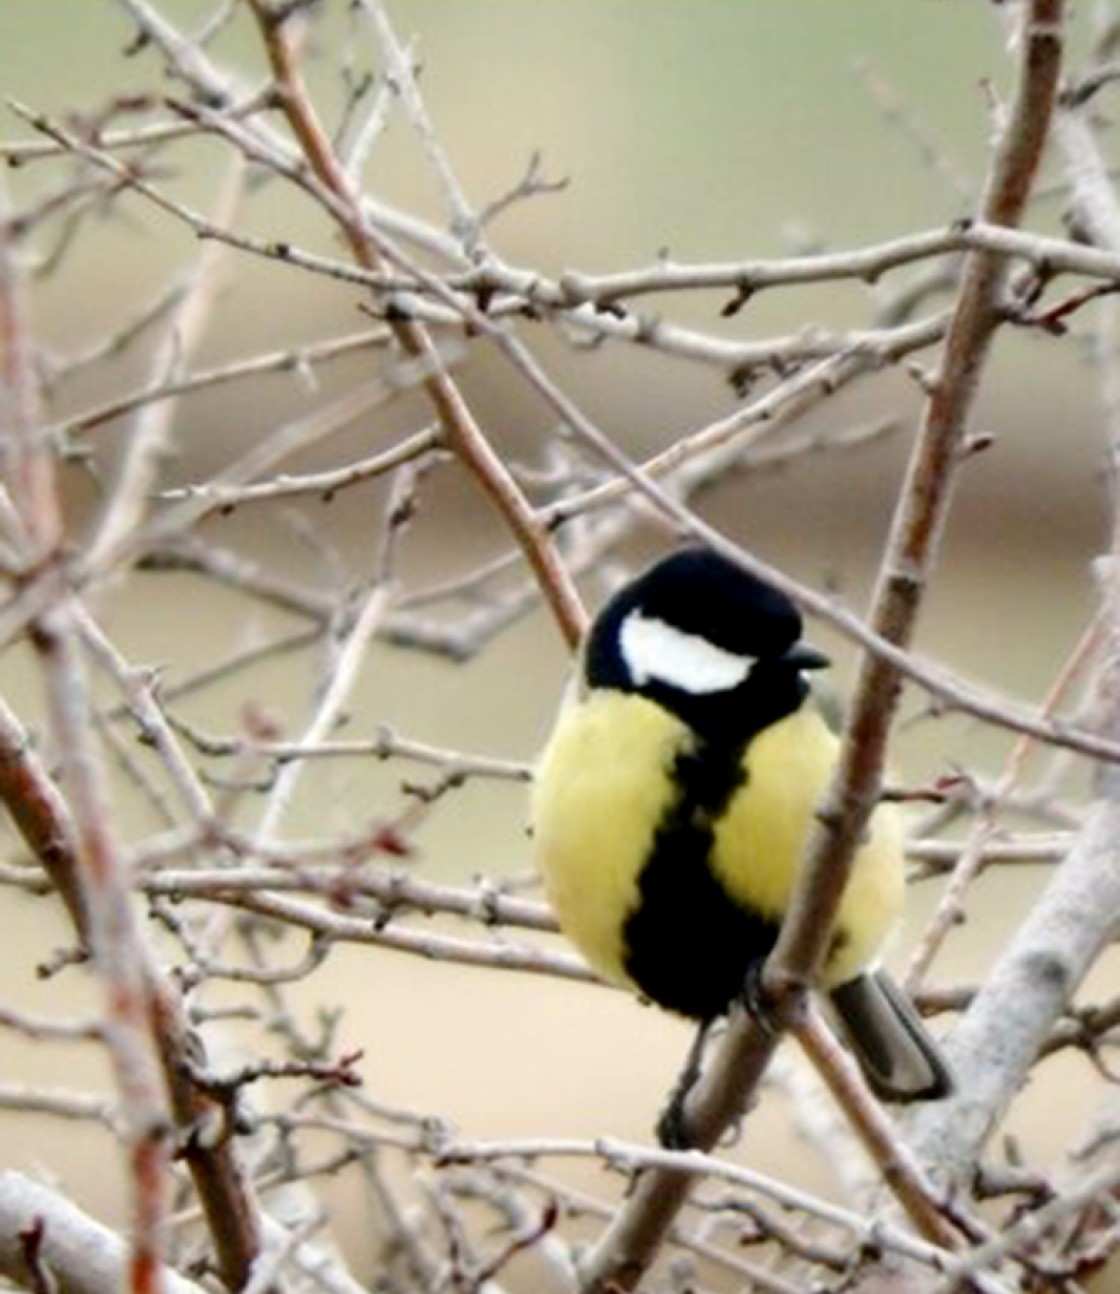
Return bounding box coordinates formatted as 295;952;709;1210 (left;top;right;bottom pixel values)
530;545;952;1144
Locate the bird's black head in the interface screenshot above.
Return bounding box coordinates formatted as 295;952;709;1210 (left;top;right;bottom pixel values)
584;547;828;742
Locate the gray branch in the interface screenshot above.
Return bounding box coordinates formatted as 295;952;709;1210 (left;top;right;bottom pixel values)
0;1172;204;1294
909;792;1120;1180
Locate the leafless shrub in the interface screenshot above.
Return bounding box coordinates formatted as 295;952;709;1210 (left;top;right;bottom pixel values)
1;3;1119;1293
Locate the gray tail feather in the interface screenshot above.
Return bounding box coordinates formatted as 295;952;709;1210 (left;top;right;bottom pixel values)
828;968;954;1103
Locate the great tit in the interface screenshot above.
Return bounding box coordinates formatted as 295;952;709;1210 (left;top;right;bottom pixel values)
531;547;952;1137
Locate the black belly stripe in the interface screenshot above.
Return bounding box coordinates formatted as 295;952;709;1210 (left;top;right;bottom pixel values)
622;732;781;1021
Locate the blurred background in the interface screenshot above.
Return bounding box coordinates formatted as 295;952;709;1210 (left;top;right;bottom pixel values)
0;0;1112;1280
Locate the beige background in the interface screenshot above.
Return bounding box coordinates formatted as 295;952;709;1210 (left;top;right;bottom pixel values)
0;0;1110;1278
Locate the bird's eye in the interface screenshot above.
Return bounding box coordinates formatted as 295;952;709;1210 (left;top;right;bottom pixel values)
619;612;752;695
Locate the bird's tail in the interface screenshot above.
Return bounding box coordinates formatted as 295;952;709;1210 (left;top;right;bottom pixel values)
828;968;954;1102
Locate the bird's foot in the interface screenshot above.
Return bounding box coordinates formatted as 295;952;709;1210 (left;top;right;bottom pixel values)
655;1019;712;1149
739;961;781;1036
656;1088;694;1150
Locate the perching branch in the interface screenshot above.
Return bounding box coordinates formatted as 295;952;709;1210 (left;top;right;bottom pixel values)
576;5;1064;1290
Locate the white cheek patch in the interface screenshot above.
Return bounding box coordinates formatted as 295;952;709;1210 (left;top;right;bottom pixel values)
619;611;752;695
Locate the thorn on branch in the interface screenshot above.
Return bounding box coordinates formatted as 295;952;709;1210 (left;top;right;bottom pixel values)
36;946;89;980
383;299;415;324
241;703;284;744
372;826;413;859
471;278;498;315
18;1217;56;1294
1008;280;1120;334
720;279;754;318
122;29;152;60
961;431;996;458
880;780;954;805
902;359;938;395
728;364;756;397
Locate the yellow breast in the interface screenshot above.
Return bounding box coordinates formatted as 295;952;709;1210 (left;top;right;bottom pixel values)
531;691;683;988
530;689;905;996
711;706;905;986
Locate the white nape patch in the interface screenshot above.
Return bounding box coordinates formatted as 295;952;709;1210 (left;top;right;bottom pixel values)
619;611;752;695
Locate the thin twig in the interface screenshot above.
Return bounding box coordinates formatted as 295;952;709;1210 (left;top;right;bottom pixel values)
244;0;586;648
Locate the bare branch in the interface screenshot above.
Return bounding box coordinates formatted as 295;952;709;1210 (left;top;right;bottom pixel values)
0;1173;204;1294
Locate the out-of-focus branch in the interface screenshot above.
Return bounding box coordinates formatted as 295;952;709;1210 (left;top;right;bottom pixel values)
909;37;1120;1189
905;615;1101;989
434;1135;959;1276
82;153;247;574
790;1007;969;1247
911;779;1120;1183
4;174;180;1294
0;695;266;1289
34;608;175;1294
0;177;61;559
0;1173;205;1294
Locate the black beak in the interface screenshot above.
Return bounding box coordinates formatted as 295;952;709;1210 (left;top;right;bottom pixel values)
781;642;830;671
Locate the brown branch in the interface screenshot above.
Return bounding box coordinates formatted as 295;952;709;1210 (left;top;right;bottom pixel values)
907;37;1120;1192
2;99;272;1286
0;693;265;1289
244;0;586;650
772;0;1062;999
576;5;1064;1291
5;172;181;1294
34;609;176;1294
791;1008;974;1248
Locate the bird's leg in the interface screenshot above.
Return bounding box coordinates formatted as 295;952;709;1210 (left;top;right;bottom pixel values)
656;1018;713;1149
657;959;788;1147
